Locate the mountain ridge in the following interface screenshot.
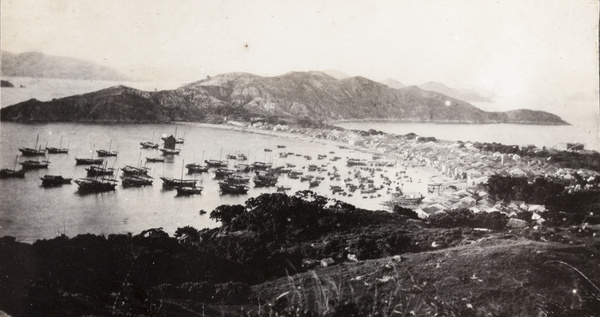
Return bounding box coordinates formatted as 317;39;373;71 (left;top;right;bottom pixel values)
1;51;132;81
419;81;494;102
0;71;568;125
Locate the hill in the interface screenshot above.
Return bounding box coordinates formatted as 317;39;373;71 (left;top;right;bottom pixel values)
1;51;131;81
0;71;568;124
1;192;598;316
420;81;493;102
380;78;405;89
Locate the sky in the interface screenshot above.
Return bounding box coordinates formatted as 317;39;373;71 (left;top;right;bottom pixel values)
1;0;599;115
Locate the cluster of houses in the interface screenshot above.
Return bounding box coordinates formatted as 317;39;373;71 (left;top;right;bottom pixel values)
228;121;600;221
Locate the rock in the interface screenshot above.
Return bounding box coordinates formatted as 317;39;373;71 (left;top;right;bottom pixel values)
505;218;529;229
347;254;358;262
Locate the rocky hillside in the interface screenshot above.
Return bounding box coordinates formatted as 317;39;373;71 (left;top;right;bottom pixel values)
1;51;131;81
0;71;568;124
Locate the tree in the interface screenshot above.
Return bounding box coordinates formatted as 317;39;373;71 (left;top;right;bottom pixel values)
210;204;245;227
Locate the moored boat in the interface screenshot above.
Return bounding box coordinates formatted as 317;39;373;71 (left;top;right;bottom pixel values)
1;155;25;178
140;141;160;149
20;159;50;170
97;140;118;157
214;168;234;179
40;175;72;186
219;181;249;194
121;175;153;187
159;177;197;188
74;178;118;193
186;163;209;173
204;159;228;168
76;158;105;165
251;161;272;171
0;168;25;178
86;165;115;176
121;165;150;176
46;136;69;154
146;157;165;163
19;134;46;156
253;171;278;187
175;185;203;196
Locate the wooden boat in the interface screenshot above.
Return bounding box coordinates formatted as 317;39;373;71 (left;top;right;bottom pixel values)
76;158;104;165
159;148;181;155
86;165;115;176
40;175;72;186
390;191;425;205
224;174;250;184
121;175;153;187
276;185;291;192
76;145;104;165
121;165;150;176
146;157;165;163
214;168;234;179
161;128;184;144
347;158;367;166
140;141;159;149
159;177;197;188
20;159;50;170
309;179;321;187
277;145;286;148
74;178;118;193
46;136;69;154
234;164;251;173
264;148;272;152
185;163;208;173
237;153;248;161
204;159;228;168
251;161;272;171
253;172;278;187
219;181;249;194
226;154;238;160
19;135;46;156
97;140;118;157
140;132;160;149
0;155;25;178
0;168;25;178
300;175;314;182
175;185;203;196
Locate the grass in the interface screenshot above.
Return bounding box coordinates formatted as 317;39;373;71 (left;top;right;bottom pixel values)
252;238;600;317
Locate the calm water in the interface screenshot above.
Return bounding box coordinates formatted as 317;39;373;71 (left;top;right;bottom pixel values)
0;122;401;242
337;118;600;152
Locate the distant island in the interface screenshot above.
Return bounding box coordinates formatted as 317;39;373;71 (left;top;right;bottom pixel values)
1;51;131;81
0;80;14;87
0;71;568;125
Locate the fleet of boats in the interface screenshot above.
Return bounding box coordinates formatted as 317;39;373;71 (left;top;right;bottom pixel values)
2;130;427;207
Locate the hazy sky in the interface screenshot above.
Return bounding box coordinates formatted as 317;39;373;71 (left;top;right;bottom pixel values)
2;0;599;112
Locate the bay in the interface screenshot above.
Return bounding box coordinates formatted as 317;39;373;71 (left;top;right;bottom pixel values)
336;115;599;152
0;122;402;242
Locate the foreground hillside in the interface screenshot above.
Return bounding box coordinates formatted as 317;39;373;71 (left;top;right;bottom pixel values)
0;71;568;125
1;192;598;316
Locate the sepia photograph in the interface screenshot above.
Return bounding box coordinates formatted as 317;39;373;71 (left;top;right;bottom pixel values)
1;0;599;316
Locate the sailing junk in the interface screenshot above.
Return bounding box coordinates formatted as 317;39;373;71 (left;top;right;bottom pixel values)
159;135;181;155
19;135;46;156
46;136;69;154
40;175;72;186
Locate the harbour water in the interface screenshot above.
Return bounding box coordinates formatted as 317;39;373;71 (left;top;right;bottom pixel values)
336;116;599;152
1;122;412;242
